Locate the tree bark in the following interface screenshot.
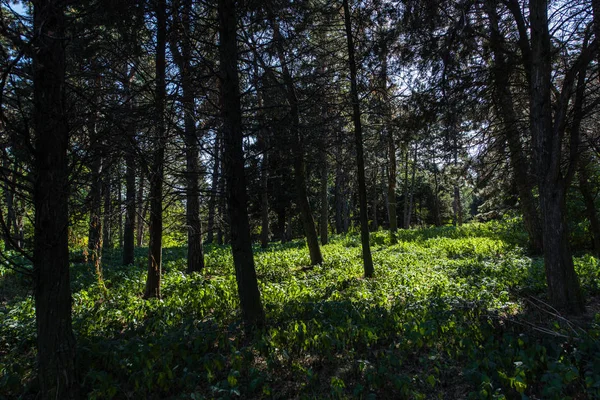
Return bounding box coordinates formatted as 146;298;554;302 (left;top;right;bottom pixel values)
123;71;137;266
269;13;323;265
145;0;167;298
88;81;103;259
207;134;221;244
171;0;205;273
32;0;79;397
136;174;146;247
320;147;329;245
529;0;585;314
218;0;265;328
343;0;374;277
485;0;543;253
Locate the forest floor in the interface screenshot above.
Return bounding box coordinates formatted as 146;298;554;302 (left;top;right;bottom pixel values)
2;220;600;399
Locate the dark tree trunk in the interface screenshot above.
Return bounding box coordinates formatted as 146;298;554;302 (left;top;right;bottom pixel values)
88;136;103;259
269;14;323;265
171;0;205;273
343;0;374;277
371;169;378;231
334;161;344;234
145;0;167;299
406;143;417;227
32;0;79;397
123;73;136;266
320;147;329;245
136;174;146;247
485;0;543;253
529;0;585;314
103;166;113;249
254;65;270;249
218;0;265;328
207;134;221;244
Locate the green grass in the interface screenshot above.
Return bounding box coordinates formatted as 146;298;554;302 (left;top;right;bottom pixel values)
2;221;600;399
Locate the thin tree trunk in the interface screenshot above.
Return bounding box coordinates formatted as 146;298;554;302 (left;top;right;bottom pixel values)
320;148;329;245
103;168;113;249
335;161;344;234
207;134;221;244
32;0;79;396
406;143;418;227
269;14;322;265
171;0;205;273
123;71;136;265
136;174;146;247
145;0;167;299
254;64;270;249
218;0;265;328
88;79;103;258
402;146;409;228
343;0;374;277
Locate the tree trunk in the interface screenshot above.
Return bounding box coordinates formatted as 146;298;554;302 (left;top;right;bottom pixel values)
103;167;113;249
406;143;418;227
529;0;585;314
218;0;265;328
171;0;205;273
88;123;103;259
343;0;374;277
136;174;146;247
485;0;543;253
32;0;79;397
123;72;136;265
207;134;221;244
335;161;344;234
320;147;329;245
269;14;323;265
255;65;270;249
145;0;167;299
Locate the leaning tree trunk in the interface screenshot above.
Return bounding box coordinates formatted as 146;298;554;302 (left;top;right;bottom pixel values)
343;0;374;277
269;14;323;265
219;0;265;328
145;0;167;299
32;0;79;397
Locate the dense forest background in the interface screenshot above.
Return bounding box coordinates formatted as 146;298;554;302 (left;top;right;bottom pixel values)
1;0;600;398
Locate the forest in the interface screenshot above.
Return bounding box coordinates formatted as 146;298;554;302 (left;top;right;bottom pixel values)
1;0;600;398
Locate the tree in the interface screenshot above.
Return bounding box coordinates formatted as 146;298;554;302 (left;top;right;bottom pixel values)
170;0;205;273
343;0;374;278
526;0;593;314
145;0;167;298
31;0;79;397
218;0;265;328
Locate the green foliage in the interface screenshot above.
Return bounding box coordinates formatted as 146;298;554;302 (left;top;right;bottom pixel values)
1;221;600;398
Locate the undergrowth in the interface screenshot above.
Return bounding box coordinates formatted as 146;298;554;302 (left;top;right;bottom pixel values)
2;221;600;399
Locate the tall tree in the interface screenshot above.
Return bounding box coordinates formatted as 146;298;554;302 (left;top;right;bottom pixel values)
170;0;205;273
32;0;79;397
218;0;265;327
343;0;374;277
267;9;323;265
145;0;167;298
527;0;591;314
